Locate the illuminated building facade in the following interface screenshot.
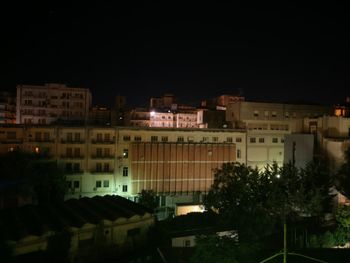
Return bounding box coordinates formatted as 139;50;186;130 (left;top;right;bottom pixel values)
16;83;92;125
0;92;16;124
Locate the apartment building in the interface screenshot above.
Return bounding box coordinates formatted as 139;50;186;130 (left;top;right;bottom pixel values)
0;125;248;206
16;83;92;124
0;92;16;124
226;101;331;131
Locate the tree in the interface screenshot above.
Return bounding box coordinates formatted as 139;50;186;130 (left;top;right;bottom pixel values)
205;161;332;244
138;190;158;212
0;150;66;205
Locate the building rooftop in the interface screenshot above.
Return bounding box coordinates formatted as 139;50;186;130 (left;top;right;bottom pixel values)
0;195;152;241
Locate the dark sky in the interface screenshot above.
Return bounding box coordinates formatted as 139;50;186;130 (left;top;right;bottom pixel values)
4;2;350;107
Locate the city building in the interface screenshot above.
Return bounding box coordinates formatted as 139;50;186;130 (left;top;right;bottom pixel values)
16;83;92;125
0;125;247;207
0;92;16;124
89;106;111;125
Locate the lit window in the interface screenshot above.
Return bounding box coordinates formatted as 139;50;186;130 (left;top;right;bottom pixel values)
123;149;128;158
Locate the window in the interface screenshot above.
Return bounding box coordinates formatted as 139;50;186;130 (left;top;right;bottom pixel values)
285;112;289;118
73;163;80;172
97;133;103;142
134;136;141;142
104;148;110;157
74;132;80;141
272;138;278;143
202;137;209;142
103;163;110;172
74;148;80;157
66;148;73;157
96;180;102;188
104;133;110;142
73;181;80;188
237;149;241;159
272;111;277;117
176;136;183;142
35;132;41;141
67;181;72;189
185;240;191;247
226;137;233;143
96;148;102;157
122;185;128;192
264;111;269;117
65;163;72;172
259;138;265;143
212;137;218;142
96;163;102;172
103;180;109;188
123;135;130;141
250;137;256;143
253;110;259;117
44;132;50;141
236;137;242;143
67;132;73;142
161;136;168;142
281;138;285;143
151;136;158;142
123;149;128;158
123;167;128;177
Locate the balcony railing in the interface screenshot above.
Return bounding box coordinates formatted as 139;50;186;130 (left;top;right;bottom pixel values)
60;139;85;144
91;155;115;159
90;170;114;174
65;170;84;175
0;139;23;144
28;139;55;143
91;139;115;144
60;155;85;159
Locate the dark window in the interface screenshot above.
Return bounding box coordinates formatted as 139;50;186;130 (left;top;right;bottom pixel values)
103;180;109;188
272;138;278;143
96;180;102;188
151;136;158;142
236;137;242;143
123;135;130;141
123;167;128;177
250;138;256;143
73;181;80;188
259;138;265;143
122;185;128;192
237;149;241;159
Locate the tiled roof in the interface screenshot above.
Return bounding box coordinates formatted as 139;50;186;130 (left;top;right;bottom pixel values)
0;195;151;241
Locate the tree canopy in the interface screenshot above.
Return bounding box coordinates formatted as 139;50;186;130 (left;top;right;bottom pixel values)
0;150;66;205
335;148;350;199
205;160;333;242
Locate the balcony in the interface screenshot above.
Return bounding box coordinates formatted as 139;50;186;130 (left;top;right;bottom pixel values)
60;139;85;144
91;155;115;159
28;139;55;143
60;155;85;160
90;169;114;174
91;139;115;144
65;170;84;175
0;139;23;144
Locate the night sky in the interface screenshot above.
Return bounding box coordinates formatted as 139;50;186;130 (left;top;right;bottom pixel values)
4;2;350;107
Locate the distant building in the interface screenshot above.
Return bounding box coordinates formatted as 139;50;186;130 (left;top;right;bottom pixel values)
89;106;111;125
0;92;16;124
111;95;127;126
150;94;176;109
16;83;92;125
